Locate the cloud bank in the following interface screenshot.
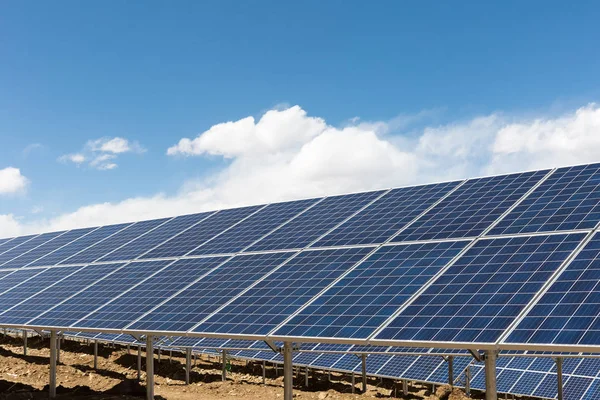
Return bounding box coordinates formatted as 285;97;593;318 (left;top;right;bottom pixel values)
0;167;29;196
3;104;600;237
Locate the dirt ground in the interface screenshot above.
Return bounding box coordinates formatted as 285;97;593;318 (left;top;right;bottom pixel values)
0;334;495;400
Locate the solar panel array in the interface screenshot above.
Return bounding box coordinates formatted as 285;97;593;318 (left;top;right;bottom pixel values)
1;162;600;398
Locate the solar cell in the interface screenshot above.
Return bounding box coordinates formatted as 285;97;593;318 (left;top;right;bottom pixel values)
1;227;96;269
28;260;173;327
313;181;459;247
60;219;169;265
373;233;585;345
0;231;64;268
490;163;600;236
71;257;229;330
143;205;263;259
0;263;124;325
190;198;319;255
192;246;374;336
393;170;549;242
246;190;385;252
127;252;294;332
28;224;130;267
273;240;468;340
97;212;214;262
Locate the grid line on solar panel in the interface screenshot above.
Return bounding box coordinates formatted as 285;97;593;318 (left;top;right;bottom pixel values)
60;218;170;265
0;234;39;256
272;240;469;340
372;232;586;345
0;231;65;268
489;163;600;236
68;257;230;331
27;259;176;328
2;228;97;269
246;190;387;252
0;263;125;326
28;224;131;268
190;198;321;256
143;205;264;259
124;251;296;333
312;181;461;248
97;212;215;262
504;231;600;347
191;246;375;337
392;170;550;242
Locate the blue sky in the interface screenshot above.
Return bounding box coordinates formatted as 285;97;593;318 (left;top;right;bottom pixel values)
1;1;600;236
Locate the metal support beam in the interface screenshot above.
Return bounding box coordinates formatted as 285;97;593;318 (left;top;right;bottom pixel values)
127;344;130;354
403;379;408;396
185;348;192;385
146;336;154;400
484;351;497;400
283;342;293;400
49;330;57;398
23;330;27;356
56;334;61;364
137;346;142;381
448;355;454;386
169;350;172;363
262;360;266;385
222;350;227;381
305;365;309;387
465;365;471;397
556;357;564;400
93;340;98;369
351;373;355;394
157;348;161;363
361;354;367;393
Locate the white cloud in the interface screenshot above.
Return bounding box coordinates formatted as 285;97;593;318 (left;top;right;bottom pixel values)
22;143;43;156
4;103;600;237
59;136;145;170
0;167;29;195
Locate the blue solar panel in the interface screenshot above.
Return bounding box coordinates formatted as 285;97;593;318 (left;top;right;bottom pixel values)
0;269;33;290
28;224;130;267
393;170;548;241
293;352;322;366
28;260;172;327
0;238;14;249
374;233;585;344
565;376;594;400
190;199;319;255
60;219;169;265
127;252;294;332
246;191;385;252
506;232;600;346
97;212;214;262
273;241;468;339
496;369;524;394
143;205;263;259
313;182;459;247
490;163;600;236
72;257;229;330
0;231;64;268
1;228;96;269
0;263;124;325
0;235;38;256
193;246;374;336
377;355;419;378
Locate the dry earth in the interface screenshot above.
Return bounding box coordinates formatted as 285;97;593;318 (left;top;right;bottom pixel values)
0;335;525;400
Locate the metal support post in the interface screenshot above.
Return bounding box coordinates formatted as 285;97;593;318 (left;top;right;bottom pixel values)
23;330;27;356
157;348;161;363
448;356;454;386
56;334;61;364
169;350;172;363
351;373;355;394
146;336;154;400
49;330;57;398
556;357;564;400
403;379;408;396
305;365;309;387
283;342;293;400
484;351;497;400
262;360;266;384
222;350;227;381
137;346;142;381
361;354;367;393
127;344;130;354
465;365;471;397
94;340;98;369
194;353;197;367
185;348;192;385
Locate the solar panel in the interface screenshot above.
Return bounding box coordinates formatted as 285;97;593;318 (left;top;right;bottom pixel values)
373;233;585;344
246;191;385;252
0;234;38;256
273;240;468;340
0;269;31;290
1;227;96;269
28;224;131;268
190;199;320;255
489;163;600;236
143;205;263;259
28;260;173;327
71;257;229;330
0;238;14;249
313;182;459;248
0;263;124;325
192;246;374;337
96;212;214;262
60;219;169;265
393;170;549;242
505;232;600;346
126;252;295;332
0;231;64;268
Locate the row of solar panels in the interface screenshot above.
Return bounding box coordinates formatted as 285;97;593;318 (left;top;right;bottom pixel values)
1;163;600;272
